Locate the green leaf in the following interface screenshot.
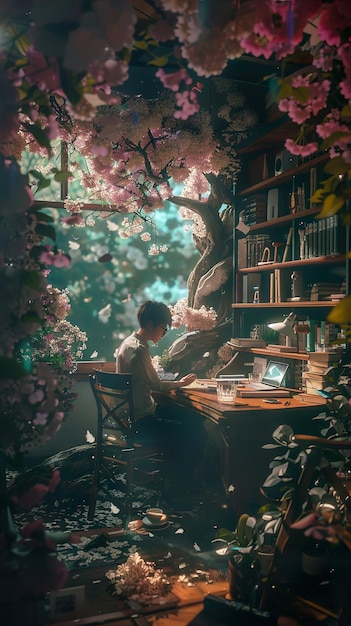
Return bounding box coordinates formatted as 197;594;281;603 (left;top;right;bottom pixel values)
328;295;351;326
53;170;72;183
277;82;295;100
341;104;351;119
320;131;351;151
318;193;345;218
148;56;169;67
310;188;325;204
0;358;26;379
272;424;294;445
29;169;51;191
22;122;52;157
134;40;150;50
59;67;83;106
35;222;57;241
21;311;42;324
324;157;350;176
21;270;43;290
34;210;55;224
290;85;311;103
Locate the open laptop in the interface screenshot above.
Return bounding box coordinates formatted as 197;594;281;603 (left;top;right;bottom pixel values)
249;360;289;391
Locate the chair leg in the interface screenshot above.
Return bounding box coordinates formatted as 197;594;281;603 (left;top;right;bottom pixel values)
87;447;101;521
122;447;135;529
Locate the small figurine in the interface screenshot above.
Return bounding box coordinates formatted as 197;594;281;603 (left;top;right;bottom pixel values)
253;286;260;304
291;271;304;298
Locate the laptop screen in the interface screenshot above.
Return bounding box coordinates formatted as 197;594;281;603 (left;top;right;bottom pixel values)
261;361;289;388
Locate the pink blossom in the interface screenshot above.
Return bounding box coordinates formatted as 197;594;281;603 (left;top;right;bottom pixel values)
91;144;109;157
290;512;320;529
90;58;129;87
48;469;61;493
25;49;62;93
318;1;350;47
45;114;60;141
61;214;85;226
54;411;64;422
156;68;190;92
285;138;319;157
174;90;200;119
28;388;45;404
341;149;351;164
33;412;48;425
148;16;176;43
52;252;71;267
39;249;71;267
12;484;49;509
338;43;351;100
39;249;56;265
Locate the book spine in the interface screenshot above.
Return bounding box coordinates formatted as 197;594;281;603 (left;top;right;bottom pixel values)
282;227;293;263
269;272;275;303
306;319;318;352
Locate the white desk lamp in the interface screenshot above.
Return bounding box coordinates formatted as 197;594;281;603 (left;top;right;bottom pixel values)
267;312;297;347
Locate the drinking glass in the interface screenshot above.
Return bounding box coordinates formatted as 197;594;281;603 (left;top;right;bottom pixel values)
216;380;239;403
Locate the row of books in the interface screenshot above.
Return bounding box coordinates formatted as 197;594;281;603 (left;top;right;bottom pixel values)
310;282;346;302
298;215;343;259
240;193;266;226
242;234;272;268
303;349;342;394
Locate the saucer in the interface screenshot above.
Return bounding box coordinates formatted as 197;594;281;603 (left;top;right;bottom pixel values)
142;515;168;528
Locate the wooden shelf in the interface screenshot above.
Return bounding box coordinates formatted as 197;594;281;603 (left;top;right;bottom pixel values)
227;343;310;360
251;348;309;360
232;301;337;309
239;255;345;273
246;207;320;232
238;153;328;196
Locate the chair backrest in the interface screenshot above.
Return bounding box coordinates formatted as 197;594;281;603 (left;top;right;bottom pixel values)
89;370;135;435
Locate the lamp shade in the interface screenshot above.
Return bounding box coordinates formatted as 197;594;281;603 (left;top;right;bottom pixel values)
267;312;296;339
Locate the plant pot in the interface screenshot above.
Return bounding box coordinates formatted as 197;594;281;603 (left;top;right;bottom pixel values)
228;552;258;603
302;543;329;578
257;545;275;578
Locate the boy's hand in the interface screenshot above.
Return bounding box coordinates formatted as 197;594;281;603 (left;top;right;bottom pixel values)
179;373;197;386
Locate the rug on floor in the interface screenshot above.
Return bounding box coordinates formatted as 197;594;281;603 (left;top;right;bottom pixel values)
10;471;233;577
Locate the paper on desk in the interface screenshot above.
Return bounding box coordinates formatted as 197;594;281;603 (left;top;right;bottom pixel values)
186;379;217;390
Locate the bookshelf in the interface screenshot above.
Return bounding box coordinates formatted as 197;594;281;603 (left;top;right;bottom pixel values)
232;124;349;388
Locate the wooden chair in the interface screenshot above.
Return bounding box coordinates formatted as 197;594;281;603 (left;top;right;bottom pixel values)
87;370;163;526
260;435;351;624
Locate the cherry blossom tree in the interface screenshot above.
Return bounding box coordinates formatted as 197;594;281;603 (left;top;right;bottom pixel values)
1;0;351;449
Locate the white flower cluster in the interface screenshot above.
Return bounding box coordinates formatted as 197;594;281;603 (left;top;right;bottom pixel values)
64;197;84;214
106;552;170;601
170;298;217;331
148;244;168;256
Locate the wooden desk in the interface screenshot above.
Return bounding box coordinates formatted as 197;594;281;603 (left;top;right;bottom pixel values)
153;387;326;517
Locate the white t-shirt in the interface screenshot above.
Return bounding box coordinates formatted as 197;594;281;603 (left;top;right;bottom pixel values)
115;331;178;421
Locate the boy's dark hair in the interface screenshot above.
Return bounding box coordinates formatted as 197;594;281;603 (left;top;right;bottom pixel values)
137;300;172;329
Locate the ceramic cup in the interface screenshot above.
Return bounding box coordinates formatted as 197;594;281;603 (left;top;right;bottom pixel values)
145;507;165;523
216;380;239;403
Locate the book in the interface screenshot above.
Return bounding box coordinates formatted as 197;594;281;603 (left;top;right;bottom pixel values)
229;338;266;348
266;344;297;353
303;375;324;395
238;388;291;398
308;349;342;362
282;227;293;263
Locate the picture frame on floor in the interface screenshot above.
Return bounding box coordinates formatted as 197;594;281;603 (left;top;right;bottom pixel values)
49;585;85;619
